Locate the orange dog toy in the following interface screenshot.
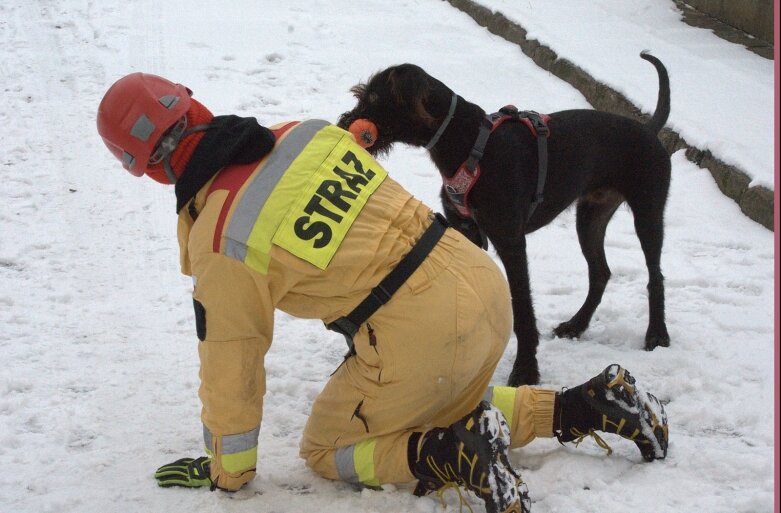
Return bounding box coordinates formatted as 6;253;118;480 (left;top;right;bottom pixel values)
348;119;378;149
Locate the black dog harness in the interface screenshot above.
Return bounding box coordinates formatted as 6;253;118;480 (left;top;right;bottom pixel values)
327;213;448;352
443;106;551;221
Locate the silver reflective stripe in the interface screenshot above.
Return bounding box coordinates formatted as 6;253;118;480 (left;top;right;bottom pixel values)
223;119;330;261
130;114;155;141
158;95;180;109
203;425;213;451
203;425;260;454
482;386;494;403
335;445;359;483
122;151;135;169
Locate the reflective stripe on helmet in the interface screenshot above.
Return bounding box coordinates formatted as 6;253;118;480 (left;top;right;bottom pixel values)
130;114;156;141
158;95;181;109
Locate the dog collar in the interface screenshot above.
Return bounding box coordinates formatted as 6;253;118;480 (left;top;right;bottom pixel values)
424;93;458;150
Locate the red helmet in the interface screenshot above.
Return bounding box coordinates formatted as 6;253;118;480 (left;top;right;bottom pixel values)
97;72;191;176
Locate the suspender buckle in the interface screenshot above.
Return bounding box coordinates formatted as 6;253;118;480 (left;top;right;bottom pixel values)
370;284;392;305
326;214;448;355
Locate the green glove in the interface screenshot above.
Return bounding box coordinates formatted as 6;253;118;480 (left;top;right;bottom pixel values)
154;456;213;488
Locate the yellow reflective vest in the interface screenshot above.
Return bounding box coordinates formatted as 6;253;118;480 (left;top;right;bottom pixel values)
176;120;436;490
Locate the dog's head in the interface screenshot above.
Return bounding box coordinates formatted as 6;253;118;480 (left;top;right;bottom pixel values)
337;64;450;156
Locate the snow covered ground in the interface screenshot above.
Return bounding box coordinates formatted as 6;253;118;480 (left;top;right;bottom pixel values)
0;1;776;513
477;0;776;189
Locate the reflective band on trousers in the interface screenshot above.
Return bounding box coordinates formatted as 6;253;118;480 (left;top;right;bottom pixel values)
483;386;516;430
335;439;380;487
203;425;260;454
203;425;260;473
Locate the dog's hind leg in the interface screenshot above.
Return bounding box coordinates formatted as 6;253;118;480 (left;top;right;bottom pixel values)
626;192;670;351
554;189;624;339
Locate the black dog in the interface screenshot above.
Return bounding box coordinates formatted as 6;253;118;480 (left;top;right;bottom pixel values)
338;52;671;386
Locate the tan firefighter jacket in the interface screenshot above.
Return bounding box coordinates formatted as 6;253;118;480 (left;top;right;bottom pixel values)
176;120;438;490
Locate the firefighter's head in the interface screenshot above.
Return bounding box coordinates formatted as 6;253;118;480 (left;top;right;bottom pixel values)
97;72;213;184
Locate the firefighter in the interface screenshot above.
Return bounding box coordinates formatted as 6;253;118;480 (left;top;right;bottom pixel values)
96;72;668;513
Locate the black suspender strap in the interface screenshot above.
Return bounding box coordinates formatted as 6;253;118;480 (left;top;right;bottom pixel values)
327;213;448;350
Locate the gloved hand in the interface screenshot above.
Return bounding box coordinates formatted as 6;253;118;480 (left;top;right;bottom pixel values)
154;456;213;489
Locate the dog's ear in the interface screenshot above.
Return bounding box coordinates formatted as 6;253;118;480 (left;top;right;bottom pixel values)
349;83;366;100
387;65;436;127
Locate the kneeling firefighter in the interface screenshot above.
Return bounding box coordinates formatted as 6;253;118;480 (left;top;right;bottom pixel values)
96;72;668;513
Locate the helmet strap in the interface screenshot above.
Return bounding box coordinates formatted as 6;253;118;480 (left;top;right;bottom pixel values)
160;124;212;184
162;157;179;184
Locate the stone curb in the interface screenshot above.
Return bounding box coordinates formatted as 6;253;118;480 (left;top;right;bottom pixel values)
445;0;774;231
672;0;774;60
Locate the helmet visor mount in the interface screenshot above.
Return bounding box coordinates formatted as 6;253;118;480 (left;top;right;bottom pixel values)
148;115;188;167
148;115;188;184
148;116;212;184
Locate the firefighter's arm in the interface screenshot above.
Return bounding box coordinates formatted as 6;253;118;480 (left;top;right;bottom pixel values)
192;252;274;491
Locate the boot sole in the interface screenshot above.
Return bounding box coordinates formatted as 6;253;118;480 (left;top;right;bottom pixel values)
595;365;669;461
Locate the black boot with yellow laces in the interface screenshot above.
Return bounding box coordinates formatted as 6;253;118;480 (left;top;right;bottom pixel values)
408;401;531;513
555;364;668;461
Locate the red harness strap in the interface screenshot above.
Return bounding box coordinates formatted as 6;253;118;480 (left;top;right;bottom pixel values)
443;106;551;219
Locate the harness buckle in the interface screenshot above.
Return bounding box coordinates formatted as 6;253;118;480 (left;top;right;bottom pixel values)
534;122;550;137
327;317;359;340
447;190;467;208
370;284;392;305
523;111;550;138
326;317;358;356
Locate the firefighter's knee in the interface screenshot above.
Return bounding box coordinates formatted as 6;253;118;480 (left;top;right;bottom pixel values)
300;445;339;481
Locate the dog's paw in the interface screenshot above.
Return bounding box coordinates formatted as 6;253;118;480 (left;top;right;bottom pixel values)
644;323;670;351
507;366;540;387
644;334;670;351
552;320;586;339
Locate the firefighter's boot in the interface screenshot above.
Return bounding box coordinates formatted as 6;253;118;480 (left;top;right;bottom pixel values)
409;401;531;513
556;364;668;461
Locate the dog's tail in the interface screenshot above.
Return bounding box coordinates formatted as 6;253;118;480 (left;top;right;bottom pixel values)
640;51;670;135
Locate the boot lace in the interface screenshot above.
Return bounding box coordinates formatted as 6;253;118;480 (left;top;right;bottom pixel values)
571;428;614;456
434;482;475;513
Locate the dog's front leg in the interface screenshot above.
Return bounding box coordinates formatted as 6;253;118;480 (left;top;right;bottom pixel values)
493;235;540;386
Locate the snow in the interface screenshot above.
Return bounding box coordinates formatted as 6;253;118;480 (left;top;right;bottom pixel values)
0;1;776;513
477;0;776;189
